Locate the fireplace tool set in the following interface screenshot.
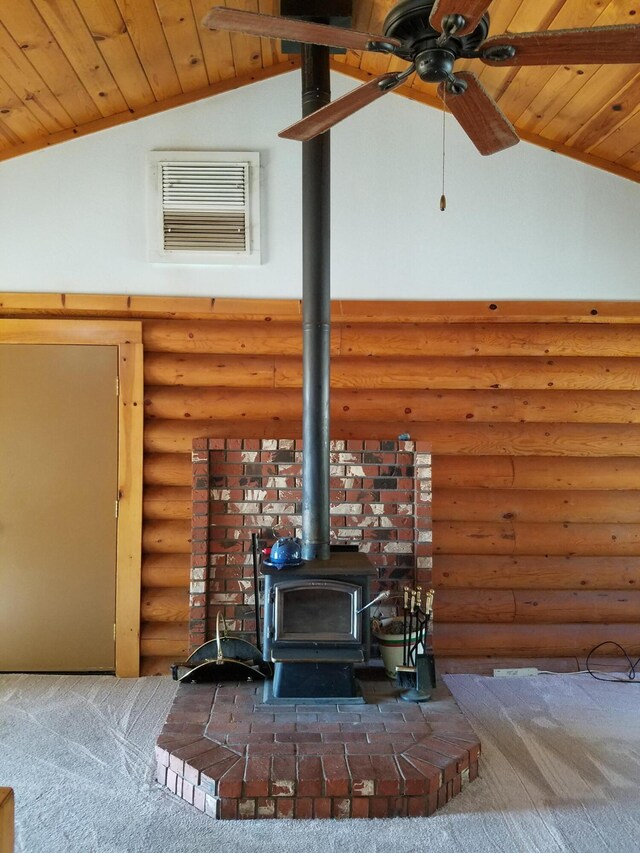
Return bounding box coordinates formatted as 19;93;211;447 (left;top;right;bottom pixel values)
171;533;271;683
396;586;435;702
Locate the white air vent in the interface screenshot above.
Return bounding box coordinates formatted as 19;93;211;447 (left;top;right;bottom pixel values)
148;151;260;265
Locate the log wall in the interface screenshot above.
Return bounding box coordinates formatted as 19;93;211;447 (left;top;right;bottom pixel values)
3;296;640;675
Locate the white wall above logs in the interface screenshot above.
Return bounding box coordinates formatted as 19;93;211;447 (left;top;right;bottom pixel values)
1;71;640;300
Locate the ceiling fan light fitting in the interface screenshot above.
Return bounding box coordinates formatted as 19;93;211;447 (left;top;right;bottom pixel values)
416;47;456;82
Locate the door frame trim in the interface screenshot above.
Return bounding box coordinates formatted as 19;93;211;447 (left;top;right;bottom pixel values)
0;319;143;676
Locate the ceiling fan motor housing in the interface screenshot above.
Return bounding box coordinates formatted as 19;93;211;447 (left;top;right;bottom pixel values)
383;0;489;83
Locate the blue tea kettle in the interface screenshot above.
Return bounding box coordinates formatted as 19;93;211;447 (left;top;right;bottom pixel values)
267;536;303;569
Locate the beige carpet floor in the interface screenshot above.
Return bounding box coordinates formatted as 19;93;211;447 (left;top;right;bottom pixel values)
0;672;638;853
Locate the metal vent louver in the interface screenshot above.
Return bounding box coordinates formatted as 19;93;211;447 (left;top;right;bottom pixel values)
160;160;250;253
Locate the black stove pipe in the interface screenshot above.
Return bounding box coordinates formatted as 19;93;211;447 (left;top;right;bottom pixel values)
301;43;331;562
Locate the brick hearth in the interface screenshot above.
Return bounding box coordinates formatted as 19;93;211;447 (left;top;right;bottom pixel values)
158;434;482;819
156;671;480;819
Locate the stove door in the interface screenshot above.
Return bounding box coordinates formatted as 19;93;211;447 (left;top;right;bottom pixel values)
274;579;361;644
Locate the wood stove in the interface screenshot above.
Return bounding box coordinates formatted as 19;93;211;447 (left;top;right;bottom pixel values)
262;550;377;703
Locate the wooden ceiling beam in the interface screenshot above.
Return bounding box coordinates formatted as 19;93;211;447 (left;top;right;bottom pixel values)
0;20;75;132
496;0;609;123
0;58;299;163
31;0;129;117
540;63;638;145
154;0;209;93
0;72;49;142
74;0;156;110
191;0;237;83
512;1;637;137
112;0;182;100
567;69;640;153
0;2;103;124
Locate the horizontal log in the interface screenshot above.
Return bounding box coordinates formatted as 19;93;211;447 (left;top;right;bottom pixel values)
142;519;191;553
432;456;640;488
436;589;640;623
143;486;192;519
144;352;276;387
143;420;640;456
275;355;640;391
140;622;188;657
433;622;640;656
434;521;640;555
513;590;640;623
433;456;513;487
434;489;640;523
145;387;301;420
144;420;303;452
140;655;177;676
434;555;640;590
143;386;640;424
141;554;190;588
143;320;340;355
331;302;640;326
342;323;640;357
141;587;189;622
436;590;515;622
144;453;191;485
0;318;141;345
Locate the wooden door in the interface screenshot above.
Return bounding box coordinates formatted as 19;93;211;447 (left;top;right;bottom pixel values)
0;344;118;671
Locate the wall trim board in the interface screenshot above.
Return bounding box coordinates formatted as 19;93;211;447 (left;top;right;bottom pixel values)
0;319;143;677
3;293;640;323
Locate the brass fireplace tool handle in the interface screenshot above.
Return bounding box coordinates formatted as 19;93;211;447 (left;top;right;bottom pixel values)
398;586;435;703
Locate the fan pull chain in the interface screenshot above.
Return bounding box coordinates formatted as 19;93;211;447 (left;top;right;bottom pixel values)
440;88;447;212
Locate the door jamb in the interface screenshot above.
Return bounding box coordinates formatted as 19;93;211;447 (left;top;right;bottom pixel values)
0;319;143;676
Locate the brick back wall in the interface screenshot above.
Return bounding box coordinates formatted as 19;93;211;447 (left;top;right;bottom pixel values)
190;439;431;651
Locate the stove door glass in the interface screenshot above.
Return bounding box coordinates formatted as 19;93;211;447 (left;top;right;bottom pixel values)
275;580;361;643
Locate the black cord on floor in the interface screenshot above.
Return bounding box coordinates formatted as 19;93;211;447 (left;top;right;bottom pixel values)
585;641;640;683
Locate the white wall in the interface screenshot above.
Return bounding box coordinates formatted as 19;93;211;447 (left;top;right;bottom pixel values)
1;69;639;301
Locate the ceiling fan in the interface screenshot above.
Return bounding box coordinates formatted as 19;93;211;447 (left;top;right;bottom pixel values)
203;0;640;156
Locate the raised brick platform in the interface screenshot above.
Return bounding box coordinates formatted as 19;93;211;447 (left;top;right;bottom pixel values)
155;671;480;819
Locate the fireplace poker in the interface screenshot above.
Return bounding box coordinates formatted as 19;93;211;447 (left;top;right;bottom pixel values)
403;587;409;667
251;532;262;652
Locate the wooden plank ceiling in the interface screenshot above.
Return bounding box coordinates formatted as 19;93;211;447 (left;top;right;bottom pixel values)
1;0;640;182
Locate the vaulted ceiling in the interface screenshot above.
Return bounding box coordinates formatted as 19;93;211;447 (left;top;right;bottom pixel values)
1;0;640;183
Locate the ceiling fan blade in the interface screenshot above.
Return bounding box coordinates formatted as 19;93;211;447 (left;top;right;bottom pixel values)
438;71;519;156
202;7;401;53
481;24;640;66
429;1;492;36
279;73;401;141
